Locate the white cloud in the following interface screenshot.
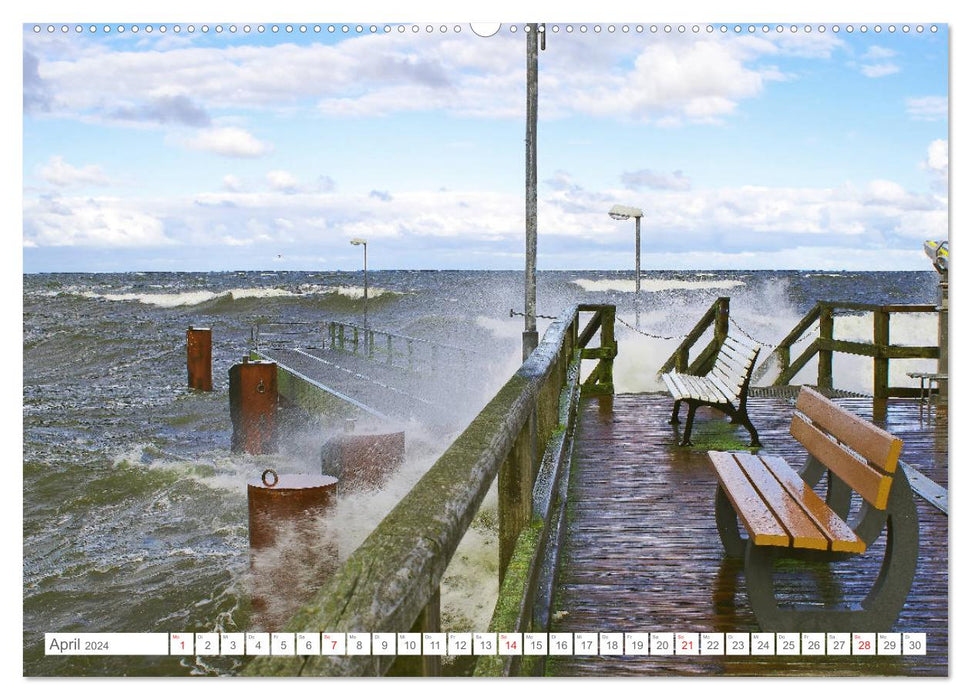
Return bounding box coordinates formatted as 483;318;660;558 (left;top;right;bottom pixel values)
24;197;174;248
922;139;948;191
907;96;947;121
267;170;300;193
26;31;820;127
181;127;271;158
862;46;896;61
37;156;109;188
860;63;900;78
22;171;947;265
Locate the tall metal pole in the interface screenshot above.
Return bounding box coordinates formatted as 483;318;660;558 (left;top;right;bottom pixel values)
523;23;539;361
634;215;641;295
363;242;368;329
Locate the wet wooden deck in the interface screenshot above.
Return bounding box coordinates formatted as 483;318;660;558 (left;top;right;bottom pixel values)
547;392;948;676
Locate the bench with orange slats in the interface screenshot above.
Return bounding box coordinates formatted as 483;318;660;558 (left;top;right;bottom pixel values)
708;386;919;632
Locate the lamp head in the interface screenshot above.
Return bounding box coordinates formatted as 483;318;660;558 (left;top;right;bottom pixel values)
608;204;643;220
350;238;367;246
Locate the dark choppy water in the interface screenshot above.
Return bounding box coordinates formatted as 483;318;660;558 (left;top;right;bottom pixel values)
22;269;939;675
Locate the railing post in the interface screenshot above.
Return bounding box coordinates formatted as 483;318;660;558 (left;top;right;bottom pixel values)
338;323;345;351
818;305;834;390
874;307;890;418
387;333;393;365
407;339;414;370
715;297;729;345
368;330;374;359
353;326;359;355
600;305;616;392
499;413;535;581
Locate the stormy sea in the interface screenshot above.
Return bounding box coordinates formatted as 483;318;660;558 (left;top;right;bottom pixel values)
22;269;940;675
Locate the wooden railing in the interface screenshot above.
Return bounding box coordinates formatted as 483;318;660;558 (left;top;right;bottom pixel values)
657;297;729;376
243;304;615;677
754;302;939;401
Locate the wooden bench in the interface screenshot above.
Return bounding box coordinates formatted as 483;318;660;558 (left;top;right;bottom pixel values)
707;386;919;632
661;334;761;447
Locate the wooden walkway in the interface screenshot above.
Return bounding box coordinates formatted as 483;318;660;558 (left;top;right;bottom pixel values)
548;393;948;676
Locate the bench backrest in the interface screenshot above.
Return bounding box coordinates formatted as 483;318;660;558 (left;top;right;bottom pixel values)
791;386;903;510
708;335;760;401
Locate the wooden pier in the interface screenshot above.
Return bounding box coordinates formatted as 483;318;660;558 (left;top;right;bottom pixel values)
242;303;947;678
547;392;947;676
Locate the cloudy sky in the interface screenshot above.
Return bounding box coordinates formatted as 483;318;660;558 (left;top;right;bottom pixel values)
22;17;948;272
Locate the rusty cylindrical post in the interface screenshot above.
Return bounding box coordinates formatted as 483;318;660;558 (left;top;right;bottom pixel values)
247;470;339;549
229;359;278;454
247;470;339;629
186;326;212;391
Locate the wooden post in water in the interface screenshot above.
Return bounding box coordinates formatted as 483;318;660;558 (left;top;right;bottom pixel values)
818;305;834;390
186;326;212;391
873;308;890;419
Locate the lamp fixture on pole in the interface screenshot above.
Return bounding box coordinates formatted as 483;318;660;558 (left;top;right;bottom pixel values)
350;238;368;329
608;205;643;294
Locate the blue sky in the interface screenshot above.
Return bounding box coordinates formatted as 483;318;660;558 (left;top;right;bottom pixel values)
20;10;950;272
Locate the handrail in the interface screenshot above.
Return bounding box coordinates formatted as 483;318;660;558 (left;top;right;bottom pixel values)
753;302;939;400
251;319;487;374
243;304;616;677
657;297;729;375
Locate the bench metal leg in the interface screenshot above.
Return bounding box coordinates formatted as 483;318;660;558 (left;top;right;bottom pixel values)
680;403;697;446
740;474;919;632
737;411;761;448
715;485;746;558
670;399;682;425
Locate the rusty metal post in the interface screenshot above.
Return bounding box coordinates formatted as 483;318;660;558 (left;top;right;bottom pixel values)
818;305;834;390
186;326;212;391
247;470;339;630
229;359;278;454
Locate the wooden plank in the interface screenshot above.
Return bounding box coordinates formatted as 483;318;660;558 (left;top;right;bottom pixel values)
790;414;894;509
714;353;748;382
707;451;790;547
666;373;691;399
732;453;830;551
795;386;902;473
758;454;866;554
707;374;740;406
723;334;759;356
660;372;679;398
709;364;744;393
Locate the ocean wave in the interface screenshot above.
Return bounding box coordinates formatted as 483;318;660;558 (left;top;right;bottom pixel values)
572;278;746;293
72;285;393;308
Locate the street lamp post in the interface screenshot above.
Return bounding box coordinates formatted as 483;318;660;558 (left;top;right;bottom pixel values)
608;205;644;294
350;238;368;329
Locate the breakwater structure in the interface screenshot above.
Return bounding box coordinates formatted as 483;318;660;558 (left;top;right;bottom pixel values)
233;293;946;677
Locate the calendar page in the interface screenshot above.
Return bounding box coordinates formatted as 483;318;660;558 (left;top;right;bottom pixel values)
18;0;953;687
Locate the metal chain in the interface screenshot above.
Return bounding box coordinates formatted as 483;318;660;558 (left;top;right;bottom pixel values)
510;308;822;351
727;317;775;348
509;309;559;320
614;315;680;340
